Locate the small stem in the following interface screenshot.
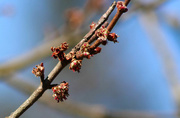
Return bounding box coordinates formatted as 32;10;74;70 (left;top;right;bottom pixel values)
8;85;45;118
47;84;58;89
40;73;44;84
90;39;101;50
107;0;131;32
124;0;131;6
107;10;122;32
87;22;109;44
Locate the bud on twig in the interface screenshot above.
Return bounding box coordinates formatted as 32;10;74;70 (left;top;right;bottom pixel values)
51;42;69;61
116;1;128;12
52;81;69;102
69;59;82;72
32;63;44;77
107;33;119;43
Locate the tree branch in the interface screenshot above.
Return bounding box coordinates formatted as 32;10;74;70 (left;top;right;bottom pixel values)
7;1;125;117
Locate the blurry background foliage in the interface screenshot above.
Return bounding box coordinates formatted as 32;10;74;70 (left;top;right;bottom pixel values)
0;0;180;118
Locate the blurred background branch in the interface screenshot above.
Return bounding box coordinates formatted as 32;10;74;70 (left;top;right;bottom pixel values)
139;10;180;117
6;74;171;118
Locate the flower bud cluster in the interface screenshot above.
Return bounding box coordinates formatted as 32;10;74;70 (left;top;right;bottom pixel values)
92;47;102;55
107;33;119;43
76;42;102;60
69;59;82;72
80;42;91;59
51;42;69;61
32;63;44;77
90;22;96;29
93;23;119;44
52;81;69;102
116;1;128;12
96;26;109;45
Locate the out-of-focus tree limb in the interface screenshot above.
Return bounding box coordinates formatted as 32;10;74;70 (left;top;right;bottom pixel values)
121;0;169;22
0;36;64;77
130;0;168;12
6;75;173;118
0;32;83;77
139;11;180;117
162;13;180;29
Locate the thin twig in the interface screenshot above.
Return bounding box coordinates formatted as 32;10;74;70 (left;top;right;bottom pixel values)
7;2;118;118
88;0;131;48
107;0;131;32
70;1;117;53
